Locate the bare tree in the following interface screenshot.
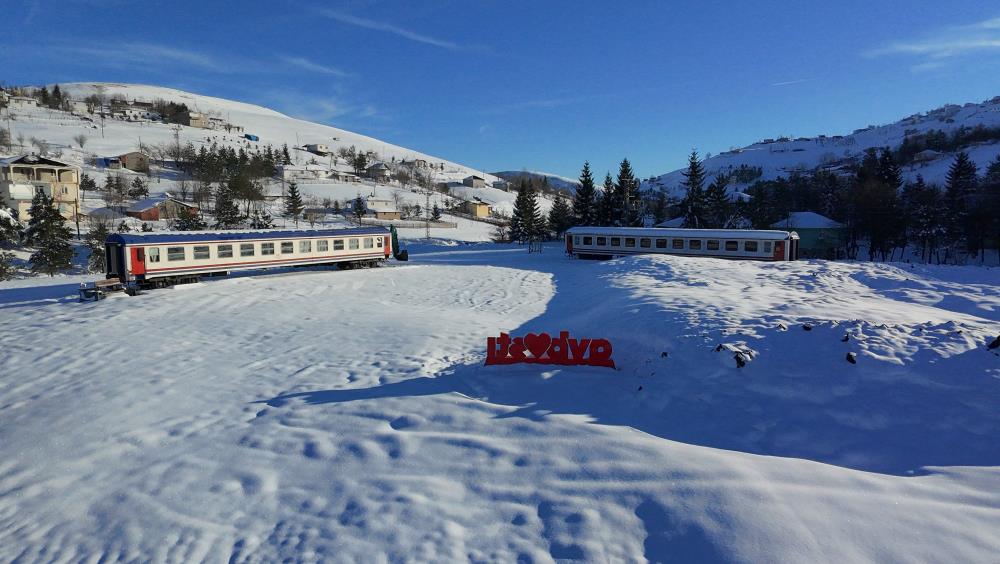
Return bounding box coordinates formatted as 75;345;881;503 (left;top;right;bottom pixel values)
29;137;49;155
393;167;412;191
16;133;24;151
73;134;88;149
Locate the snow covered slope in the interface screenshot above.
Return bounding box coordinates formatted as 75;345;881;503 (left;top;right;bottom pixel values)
647;96;1000;195
1;248;998;562
492;170;580;193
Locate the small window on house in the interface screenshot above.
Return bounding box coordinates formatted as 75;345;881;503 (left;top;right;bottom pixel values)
640;238;651;248
671;239;684;249
193;246;210;260
689;239;702;250
261;242;275;255
744;241;759;252
349;239;359;250
300;240;312;253
218;245;233;258
655;239;667;249
596;237;607;246
725;241;739;251
241;243;255;257
281;241;294;254
707;240;720;251
583;236;593;245
364;238;374;249
317;240;329;252
611;237;621;246
764;241;773;253
334;239;345;251
167;246;185;261
148;247;160;262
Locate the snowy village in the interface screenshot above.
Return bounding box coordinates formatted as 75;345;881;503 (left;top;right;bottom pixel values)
1;3;999;563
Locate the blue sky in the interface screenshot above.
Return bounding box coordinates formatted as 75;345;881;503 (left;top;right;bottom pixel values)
4;1;1000;179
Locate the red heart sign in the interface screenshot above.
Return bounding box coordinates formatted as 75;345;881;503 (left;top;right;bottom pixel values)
523;333;552;359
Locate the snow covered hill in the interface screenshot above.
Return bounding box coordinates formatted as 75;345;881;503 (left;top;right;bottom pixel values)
492;170;580;193
1;247;998;562
1;82;545;234
646;96;1000;196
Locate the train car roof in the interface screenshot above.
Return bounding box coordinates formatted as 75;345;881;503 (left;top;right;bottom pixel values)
565;226;797;240
108;226;389;245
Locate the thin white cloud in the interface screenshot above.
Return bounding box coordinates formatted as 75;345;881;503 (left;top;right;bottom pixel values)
868;15;1000;70
280;56;349;77
770;78;814;87
70;42;226;72
318;10;460;50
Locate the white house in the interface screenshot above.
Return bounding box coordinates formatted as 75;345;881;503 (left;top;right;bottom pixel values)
463;175;486;188
364;198;401;220
279;163;331;182
304;144;330;155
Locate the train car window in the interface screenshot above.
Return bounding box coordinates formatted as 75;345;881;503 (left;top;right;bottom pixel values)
763;241;772;253
671;239;684;249
640;238;651;248
611;237;621;246
241;243;255;257
300;240;312;253
744;241;759;252
376;237;383;246
334;239;345;251
689;239;702;250
193;246;210;260
596;237;607;246
281;241;294;254
725;241;738;251
707;240;720;251
148;247;160;262
261;242;275;256
583;236;593;245
317;240;329;252
625;238;636;248
218;245;233;258
364;238;374;249
167;246;185;261
349;239;359;250
655;239;666;249
574;236;581;244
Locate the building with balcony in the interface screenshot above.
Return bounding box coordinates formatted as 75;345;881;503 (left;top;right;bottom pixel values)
0;154;81;221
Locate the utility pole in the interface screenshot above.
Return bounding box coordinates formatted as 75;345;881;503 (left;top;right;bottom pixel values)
425;191;430;240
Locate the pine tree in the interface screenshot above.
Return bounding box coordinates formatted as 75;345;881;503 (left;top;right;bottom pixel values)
510;180;542;242
250;209;275;229
616;158;642;226
27;193;74;276
547;196;574;238
902;175;944;262
79;173;97;192
281;144;292;165
680;150;708;228
704;175;731;228
284;181;304;226
352;196;366;221
85;220;110;273
129;177;149;199
596;173;615;226
944;151;978;257
24;190;51;245
51;84;63;109
650;190;668;224
0;194;22;246
431;203;442;220
572;161;597;226
174;207;207;231
214;184;242;229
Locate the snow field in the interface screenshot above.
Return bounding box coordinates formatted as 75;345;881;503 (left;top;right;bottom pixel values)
0;246;998;562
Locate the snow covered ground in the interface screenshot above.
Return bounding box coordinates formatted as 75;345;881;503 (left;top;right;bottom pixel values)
1;246;998;562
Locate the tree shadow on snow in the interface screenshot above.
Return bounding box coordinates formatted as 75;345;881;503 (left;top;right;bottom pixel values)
260;249;1000;478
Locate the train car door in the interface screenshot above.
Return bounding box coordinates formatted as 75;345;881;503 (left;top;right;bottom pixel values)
773;241;785;261
130;247;146;276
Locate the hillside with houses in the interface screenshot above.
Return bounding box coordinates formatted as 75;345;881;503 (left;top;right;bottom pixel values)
0;82;560;258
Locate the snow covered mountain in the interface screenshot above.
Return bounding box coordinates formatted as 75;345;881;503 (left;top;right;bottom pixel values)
645;96;1000;196
492;170;580;193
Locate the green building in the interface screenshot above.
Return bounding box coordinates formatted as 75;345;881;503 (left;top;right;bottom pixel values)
771;212;847;259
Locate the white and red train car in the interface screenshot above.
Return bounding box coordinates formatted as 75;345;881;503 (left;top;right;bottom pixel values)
105;227;392;291
565;227;800;261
